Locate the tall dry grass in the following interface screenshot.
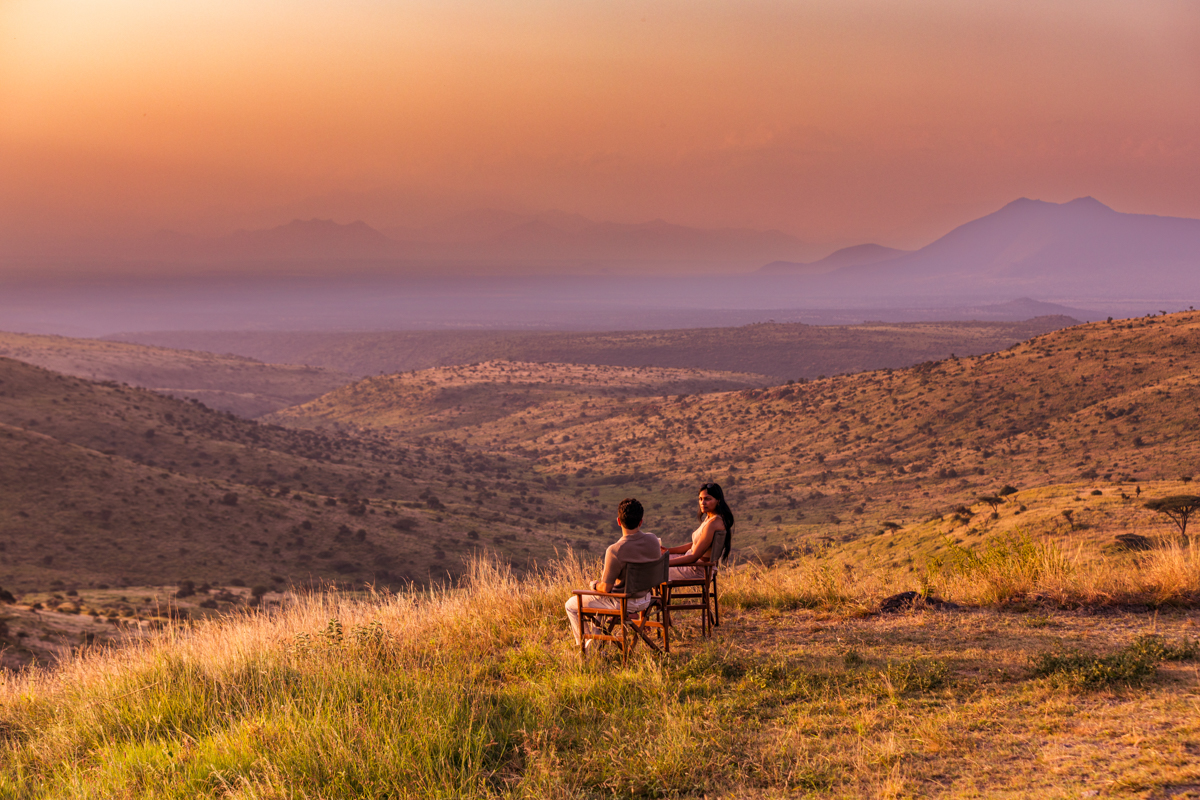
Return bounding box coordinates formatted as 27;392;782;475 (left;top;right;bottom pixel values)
927;531;1200;608
0;555;779;799
721;557;889;615
2;544;1199;798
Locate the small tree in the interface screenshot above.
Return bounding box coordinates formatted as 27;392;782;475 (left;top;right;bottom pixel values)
978;495;1004;513
1144;495;1200;542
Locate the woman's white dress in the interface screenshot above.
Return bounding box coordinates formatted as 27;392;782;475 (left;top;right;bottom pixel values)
669;521;723;581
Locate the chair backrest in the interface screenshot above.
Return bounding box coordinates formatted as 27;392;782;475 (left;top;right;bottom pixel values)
622;553;669;596
707;529;726;567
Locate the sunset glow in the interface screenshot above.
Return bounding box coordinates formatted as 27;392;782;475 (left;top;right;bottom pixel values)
2;0;1198;250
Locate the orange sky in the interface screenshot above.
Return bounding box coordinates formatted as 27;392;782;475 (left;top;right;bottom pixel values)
2;0;1198;252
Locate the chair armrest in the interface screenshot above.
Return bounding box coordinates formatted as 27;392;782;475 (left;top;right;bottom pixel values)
572;589;630;599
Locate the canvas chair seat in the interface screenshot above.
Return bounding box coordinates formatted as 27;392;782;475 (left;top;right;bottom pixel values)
572;553;670;662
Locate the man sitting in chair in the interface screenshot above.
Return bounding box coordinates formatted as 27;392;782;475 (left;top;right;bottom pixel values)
565;497;662;648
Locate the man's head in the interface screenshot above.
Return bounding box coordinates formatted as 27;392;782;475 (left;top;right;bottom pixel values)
617;497;644;531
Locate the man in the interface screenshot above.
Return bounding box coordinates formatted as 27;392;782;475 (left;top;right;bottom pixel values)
565;497;662;647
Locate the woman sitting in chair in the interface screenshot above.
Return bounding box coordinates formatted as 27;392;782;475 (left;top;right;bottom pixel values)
662;482;734;579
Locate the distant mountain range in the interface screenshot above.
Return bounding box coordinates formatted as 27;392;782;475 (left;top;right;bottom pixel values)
115;212;823;266
3;197;1196;337
146;219;396;260
758;197;1200;303
761;243;913;275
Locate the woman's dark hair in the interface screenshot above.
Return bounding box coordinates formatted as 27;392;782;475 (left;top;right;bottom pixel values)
697;482;734;562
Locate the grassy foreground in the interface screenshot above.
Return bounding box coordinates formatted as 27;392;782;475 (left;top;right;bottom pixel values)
2;547;1200;799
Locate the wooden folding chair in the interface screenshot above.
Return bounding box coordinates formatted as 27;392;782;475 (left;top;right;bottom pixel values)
572;553;669;662
661;530;723;638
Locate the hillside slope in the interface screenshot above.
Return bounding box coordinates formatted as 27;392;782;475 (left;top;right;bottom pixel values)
0;331;352;417
276;312;1200;565
265;361;770;435
9;312;1199;600
0;358;603;593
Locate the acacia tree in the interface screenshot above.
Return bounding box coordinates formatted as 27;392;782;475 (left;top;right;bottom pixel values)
978;495;1004;513
1144;495;1200;542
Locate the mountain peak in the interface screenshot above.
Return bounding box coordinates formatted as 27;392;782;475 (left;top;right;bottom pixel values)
999;197;1053;212
1064;196;1114;212
999;196;1114;215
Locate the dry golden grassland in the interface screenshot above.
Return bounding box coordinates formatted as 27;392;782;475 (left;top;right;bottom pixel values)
0;584;290;671
1;554;1198;799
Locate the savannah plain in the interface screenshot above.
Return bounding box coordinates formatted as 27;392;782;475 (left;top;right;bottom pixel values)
1;313;1199;798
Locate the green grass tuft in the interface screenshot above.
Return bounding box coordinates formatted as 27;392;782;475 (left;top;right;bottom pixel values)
1029;634;1198;690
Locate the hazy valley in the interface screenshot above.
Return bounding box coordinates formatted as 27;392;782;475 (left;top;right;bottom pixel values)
111;315;1076;381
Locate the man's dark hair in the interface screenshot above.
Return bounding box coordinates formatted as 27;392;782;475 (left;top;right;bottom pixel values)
617;497;644;530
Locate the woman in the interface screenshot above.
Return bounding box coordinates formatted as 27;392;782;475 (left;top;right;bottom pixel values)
663;482;734;580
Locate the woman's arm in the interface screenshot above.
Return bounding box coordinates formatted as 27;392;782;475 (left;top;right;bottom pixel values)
668;522;718;567
661;542;692;555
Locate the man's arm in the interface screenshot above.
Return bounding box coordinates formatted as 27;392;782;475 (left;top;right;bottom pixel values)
591;546;621;593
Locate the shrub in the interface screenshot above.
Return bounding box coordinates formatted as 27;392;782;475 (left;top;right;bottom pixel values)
1030;635;1197;690
884;657;949;696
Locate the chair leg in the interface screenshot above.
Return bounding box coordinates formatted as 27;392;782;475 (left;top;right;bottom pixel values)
712;574;720;627
661;601;670;654
661;588;672;653
576;596;588;658
629;607;665;655
620;598;629;664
